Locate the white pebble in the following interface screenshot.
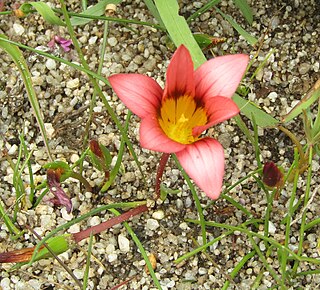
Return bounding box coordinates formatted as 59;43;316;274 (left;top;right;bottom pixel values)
108;253;118;262
118;234;130;252
268;221;276;234
45;59;56;70
66;78;80;88
8;144;18;155
61;208;73;221
1;278;10;289
88;216;101;227
44;123;55;138
89;36;98;45
152;210;165;220
146;219;160;231
267;92;278;102
13;23;25;35
108;37;118;47
70;153;79;163
73;269;84;279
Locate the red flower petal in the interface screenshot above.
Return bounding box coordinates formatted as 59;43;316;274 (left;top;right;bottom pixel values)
194;54;249;101
109;74;163;118
140;117;186;153
163;45;195;100
176;138;225;199
192;96;239;136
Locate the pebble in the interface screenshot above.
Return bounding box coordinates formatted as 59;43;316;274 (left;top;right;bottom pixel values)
88;216;101;227
108;253;118;262
268;221;276;234
66;78;80;89
73;269;84;279
45;59;56;70
13;23;25;35
144;58;157;71
108;36;118;47
152;210;165;220
298;62;311;75
44;123;55;138
118;234;130;252
146;218;160;231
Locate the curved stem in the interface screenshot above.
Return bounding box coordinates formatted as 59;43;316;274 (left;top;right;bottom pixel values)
155;153;170;199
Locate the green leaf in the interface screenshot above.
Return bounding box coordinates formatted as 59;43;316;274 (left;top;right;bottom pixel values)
233;94;279;128
43;161;72;181
143;0;165;28
20;2;65;26
233;0;253;25
70;0;122;26
154;0;206;68
282;81;320;123
215;7;257;45
0;34;52;160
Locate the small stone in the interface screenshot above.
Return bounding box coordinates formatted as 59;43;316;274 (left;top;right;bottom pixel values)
108;253;118;262
152;210;165;220
73;269;84;279
66;78;80;88
88;216;101;227
8;144;18;155
259;241;266;251
268;221;276;234
89;36;98;45
13;23;25;35
70;153;79;163
267;92;278;102
61;208;73;221
146;218;160;231
44;123;55;138
298;62;311;75
144;58;157;71
45;59;56;70
118;234;130;252
108;37;118;47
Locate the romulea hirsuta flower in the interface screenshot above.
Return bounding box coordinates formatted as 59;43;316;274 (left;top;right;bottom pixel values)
109;45;249;199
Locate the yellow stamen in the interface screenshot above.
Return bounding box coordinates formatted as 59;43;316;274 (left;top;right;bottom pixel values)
158;95;207;144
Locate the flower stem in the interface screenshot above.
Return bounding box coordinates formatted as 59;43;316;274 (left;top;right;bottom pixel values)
72;205;148;243
155;153;170;199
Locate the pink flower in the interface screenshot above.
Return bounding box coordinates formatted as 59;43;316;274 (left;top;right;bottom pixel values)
48;36;72;52
109;45;248;199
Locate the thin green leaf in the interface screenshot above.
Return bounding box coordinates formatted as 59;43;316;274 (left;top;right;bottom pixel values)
0;34;52;160
282;80;320;123
187;0;221;23
70;0;122;26
233;94;279;128
20;2;65;26
215;7;257;45
233;0;253;24
143;0;165;28
154;0;206;68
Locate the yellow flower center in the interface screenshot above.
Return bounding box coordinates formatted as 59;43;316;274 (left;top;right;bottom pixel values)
158;95;207;144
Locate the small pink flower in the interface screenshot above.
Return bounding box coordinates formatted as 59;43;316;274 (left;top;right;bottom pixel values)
109;45;248;199
48;36;72;52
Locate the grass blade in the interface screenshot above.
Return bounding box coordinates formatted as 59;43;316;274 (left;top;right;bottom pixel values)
233;0;253;24
0;35;52;160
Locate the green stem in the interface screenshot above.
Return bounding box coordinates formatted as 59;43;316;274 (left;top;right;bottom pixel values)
292;145;313;275
69;172;92;192
29;201;147;264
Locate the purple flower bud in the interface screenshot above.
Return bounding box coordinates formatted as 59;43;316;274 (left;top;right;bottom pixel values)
262;162;283;188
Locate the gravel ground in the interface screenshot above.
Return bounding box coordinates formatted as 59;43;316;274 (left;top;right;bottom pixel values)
0;0;320;289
